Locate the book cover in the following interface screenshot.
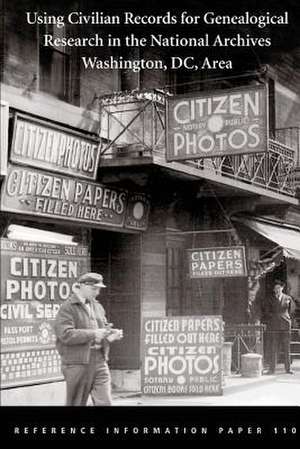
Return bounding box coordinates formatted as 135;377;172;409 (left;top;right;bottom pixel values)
0;0;299;441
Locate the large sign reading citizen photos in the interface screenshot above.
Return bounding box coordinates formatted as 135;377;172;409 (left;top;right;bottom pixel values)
141;316;223;396
188;246;247;279
0;239;90;387
10;113;101;180
167;85;267;161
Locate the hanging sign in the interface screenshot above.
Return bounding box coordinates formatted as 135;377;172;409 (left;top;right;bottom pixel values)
10;113;101;180
188;246;247;278
141;315;223;396
167;85;267;161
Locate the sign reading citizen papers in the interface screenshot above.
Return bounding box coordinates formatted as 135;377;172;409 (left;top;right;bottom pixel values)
188;246;247;278
167;85;267;161
11;113;100;180
0;165;150;231
141;316;223;396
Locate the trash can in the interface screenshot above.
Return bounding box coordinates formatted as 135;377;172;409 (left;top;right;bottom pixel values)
222;342;233;377
241;353;262;377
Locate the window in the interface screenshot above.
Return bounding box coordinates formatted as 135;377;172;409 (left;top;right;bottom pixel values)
166;244;184;316
39;24;71;101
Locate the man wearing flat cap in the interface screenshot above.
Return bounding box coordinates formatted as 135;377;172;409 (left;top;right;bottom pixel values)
54;272;123;406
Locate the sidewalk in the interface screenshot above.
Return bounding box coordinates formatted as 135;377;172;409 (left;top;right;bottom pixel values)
112;360;300;406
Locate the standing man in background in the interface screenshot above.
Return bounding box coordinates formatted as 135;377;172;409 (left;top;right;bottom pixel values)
266;280;295;375
54;272;123;406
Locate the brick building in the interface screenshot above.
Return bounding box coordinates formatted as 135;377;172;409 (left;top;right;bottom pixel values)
1;0;300;403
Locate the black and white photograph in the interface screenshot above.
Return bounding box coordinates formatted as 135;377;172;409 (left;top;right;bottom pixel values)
0;0;299;441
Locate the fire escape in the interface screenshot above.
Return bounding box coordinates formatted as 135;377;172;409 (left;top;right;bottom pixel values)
98;89;299;199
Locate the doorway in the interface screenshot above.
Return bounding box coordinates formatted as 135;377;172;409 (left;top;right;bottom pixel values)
91;230;141;369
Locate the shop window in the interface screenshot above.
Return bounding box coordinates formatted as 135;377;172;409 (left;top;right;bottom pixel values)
166;246;184;315
39;24;71;102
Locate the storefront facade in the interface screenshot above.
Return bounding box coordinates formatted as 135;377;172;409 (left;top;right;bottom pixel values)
0;105;151;403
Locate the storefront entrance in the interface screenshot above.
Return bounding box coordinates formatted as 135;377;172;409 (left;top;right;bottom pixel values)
91;230;141;369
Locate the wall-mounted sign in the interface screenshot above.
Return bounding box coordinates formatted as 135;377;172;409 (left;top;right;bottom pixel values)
0;238;90;387
188;246;247;279
125;193;151;231
141;316;223;396
0;165;150;232
10;113;101;180
167;85;267;161
0;101;9;176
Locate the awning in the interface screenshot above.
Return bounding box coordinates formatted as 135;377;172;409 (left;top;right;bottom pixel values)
232;215;300;260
